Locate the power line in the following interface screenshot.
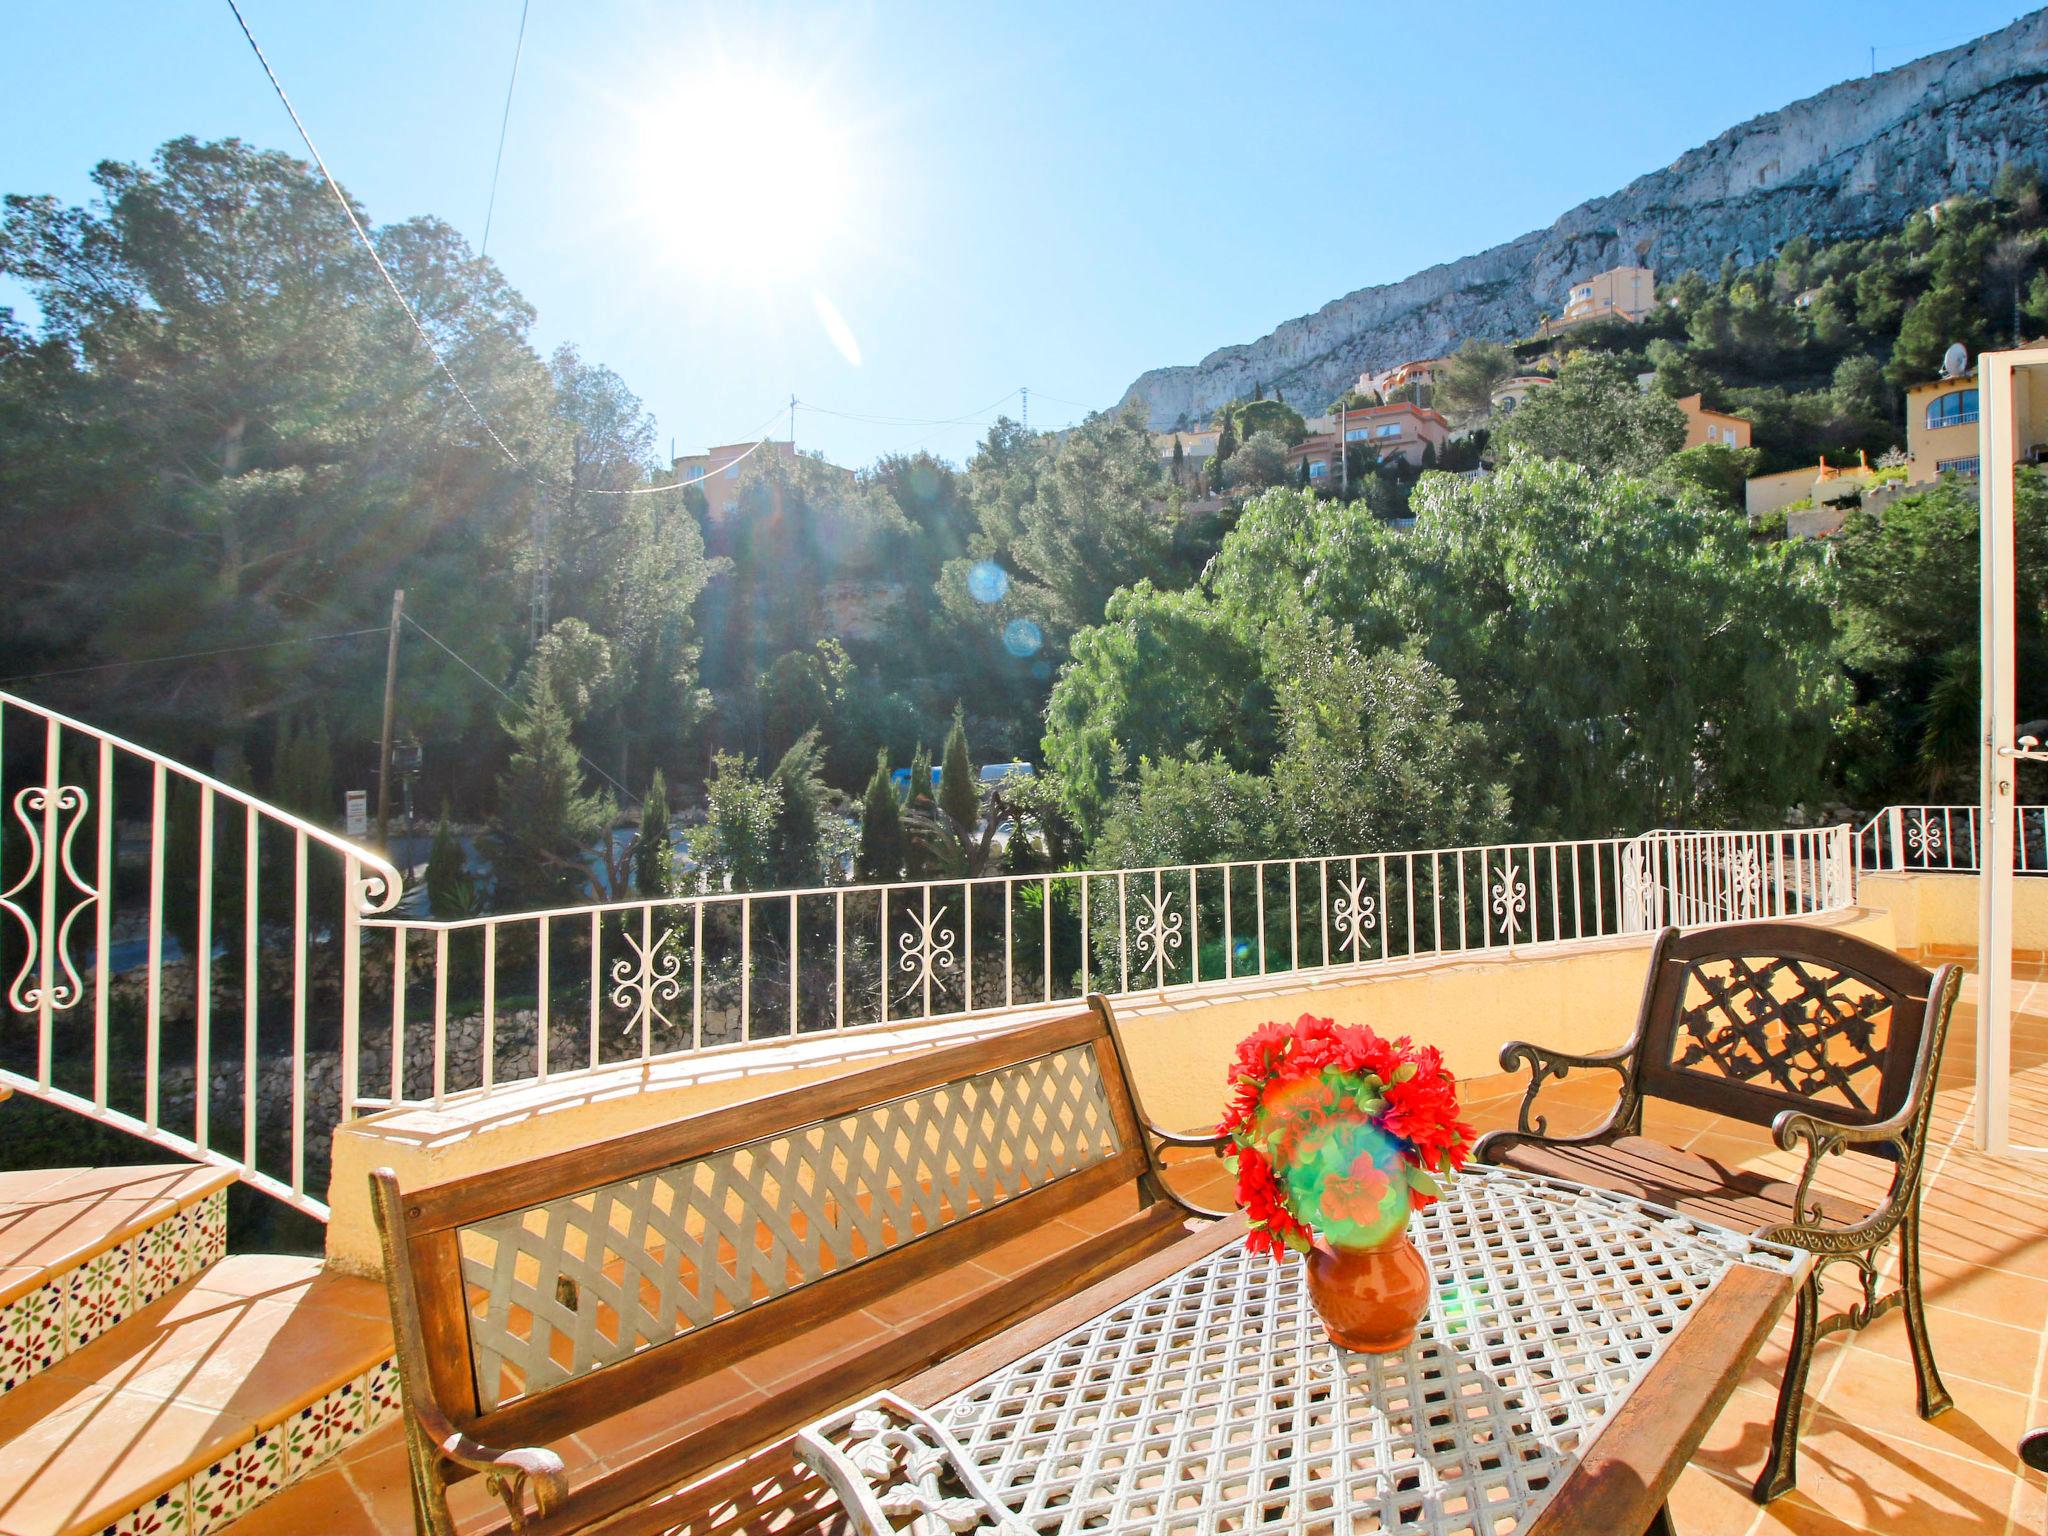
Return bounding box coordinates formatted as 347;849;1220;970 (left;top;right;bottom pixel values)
793;388;1021;428
479;0;530;261
223;0;741;500
0;628;384;687
399;612;640;807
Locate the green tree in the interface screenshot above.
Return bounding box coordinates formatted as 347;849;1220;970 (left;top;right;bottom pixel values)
1657;442;1760;510
1226;430;1292;490
270;715;336;826
1093;757;1275;869
1889;279;1985;386
633;768;673;896
425;810;482;919
856;750;906;883
1232;398;1307;445
487;673;616;907
687;751;779;891
1489;352;1686;476
765;729;833;889
938;705;979;833
1433;340;1514;425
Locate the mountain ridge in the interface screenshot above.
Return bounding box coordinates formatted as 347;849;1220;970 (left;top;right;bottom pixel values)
1120;10;2048;428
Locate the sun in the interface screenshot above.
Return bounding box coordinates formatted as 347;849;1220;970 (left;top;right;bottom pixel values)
630;68;861;289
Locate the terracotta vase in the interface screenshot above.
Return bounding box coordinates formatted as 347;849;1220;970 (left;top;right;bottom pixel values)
1303;1226;1431;1353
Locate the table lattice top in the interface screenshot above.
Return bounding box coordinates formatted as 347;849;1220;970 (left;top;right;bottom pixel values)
922;1168;1798;1536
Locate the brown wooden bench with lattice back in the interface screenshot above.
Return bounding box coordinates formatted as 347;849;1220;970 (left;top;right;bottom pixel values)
1473;921;1963;1505
368;998;1224;1536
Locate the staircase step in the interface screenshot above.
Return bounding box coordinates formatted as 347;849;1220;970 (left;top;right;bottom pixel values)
0;1166;232;1393
0;1254;396;1536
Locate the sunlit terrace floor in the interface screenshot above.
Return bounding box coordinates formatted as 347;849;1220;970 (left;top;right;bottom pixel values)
215;959;2048;1536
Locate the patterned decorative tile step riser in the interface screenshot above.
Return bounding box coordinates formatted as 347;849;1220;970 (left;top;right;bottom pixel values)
0;1190;227;1394
103;1358;402;1536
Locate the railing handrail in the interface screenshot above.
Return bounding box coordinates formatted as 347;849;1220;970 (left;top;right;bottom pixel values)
0;688;403;908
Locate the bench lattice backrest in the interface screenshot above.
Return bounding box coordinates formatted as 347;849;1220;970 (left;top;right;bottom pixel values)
374;1008;1155;1453
460;1043;1119;1409
1634;923;1944;1141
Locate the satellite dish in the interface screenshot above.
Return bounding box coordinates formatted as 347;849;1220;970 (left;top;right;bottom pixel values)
1942;342;1969;379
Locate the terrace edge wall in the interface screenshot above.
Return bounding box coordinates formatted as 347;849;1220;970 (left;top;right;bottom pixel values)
321;906;1897;1277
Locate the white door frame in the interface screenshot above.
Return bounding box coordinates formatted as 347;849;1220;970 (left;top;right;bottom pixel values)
1978;344;2048;1153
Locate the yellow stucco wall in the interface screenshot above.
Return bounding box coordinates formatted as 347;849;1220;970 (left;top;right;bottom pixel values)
322;908;1896;1277
1856;870;2048;955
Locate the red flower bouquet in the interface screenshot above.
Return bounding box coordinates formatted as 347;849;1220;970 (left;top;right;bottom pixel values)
1219;1014;1474;1260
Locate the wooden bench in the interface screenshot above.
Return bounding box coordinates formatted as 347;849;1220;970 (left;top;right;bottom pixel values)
1473;921;1962;1505
368;998;1224;1535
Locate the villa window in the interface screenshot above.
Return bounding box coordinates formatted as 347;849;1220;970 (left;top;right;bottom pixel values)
723;462;740;478
1345;427;1370;442
1376;423;1402;438
1308;460;1328;479
1936;456;1981;477
1925;389;1979;430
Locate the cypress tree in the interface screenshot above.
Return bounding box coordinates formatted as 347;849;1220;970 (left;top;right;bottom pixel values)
766;730;828;889
856;749;905;883
634;768;672;896
939;705;978;833
907;742;933;808
425;809;477;919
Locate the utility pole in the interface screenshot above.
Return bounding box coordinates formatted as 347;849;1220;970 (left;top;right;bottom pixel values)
1340;400;1350;497
375;588;405;848
1020;386;1029;432
789;393;796;448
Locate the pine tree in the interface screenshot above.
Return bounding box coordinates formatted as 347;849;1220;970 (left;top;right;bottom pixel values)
488;673;615;906
634;768;672;896
272;715;336;825
766;730;829;889
939;705;979;834
856;749;905;883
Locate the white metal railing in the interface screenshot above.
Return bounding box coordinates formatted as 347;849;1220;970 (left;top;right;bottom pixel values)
0;679;1857;1220
1857;805;2048;874
0;690;400;1218
353;824;1854;1113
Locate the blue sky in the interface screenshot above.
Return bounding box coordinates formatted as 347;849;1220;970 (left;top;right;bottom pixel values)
1;2;2032;468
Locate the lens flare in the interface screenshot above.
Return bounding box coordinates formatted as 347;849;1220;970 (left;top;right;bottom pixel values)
968;560;1009;604
1002;617;1043;657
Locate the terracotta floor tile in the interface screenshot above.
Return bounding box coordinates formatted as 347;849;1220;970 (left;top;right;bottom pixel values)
859;1259;1002;1329
733;1308;893;1393
1812;1346;2030;1470
1787;1411;2019;1533
1918;1261;2048;1331
217;1464;376;1534
0;1391;235;1536
564;1366;764;1469
1845;1307;2042;1395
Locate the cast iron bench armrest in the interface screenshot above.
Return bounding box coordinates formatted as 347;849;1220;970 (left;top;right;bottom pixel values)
1765;1104;1916;1245
796;1392;1031;1536
1495;1038;1642;1142
1139;1121;1235;1220
417;1400;570;1534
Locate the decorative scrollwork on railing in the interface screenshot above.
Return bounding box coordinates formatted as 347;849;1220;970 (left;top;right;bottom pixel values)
896;904;957;995
1906;815;1944;861
1332;873;1377;956
1130;889;1183;974
1730;845;1763;914
1490;863;1528;941
1;783;97;1012
609;924;685;1038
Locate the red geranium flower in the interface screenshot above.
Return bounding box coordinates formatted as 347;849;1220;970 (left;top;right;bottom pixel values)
1218;1014;1472;1260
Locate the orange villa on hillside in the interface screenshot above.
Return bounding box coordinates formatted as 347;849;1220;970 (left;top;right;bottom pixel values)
1551;264;1657;330
672;439;799;520
1674;392;1752;450
1289;400;1450;482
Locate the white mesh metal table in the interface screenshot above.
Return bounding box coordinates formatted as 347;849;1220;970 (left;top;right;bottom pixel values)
798;1167;1799;1536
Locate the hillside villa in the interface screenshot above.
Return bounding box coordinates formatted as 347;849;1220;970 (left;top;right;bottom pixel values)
1550;263;1657;330
1288;400;1450;481
1674;391;1752;450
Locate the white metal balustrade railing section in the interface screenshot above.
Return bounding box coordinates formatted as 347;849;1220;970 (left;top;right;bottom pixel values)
352;824;1854;1113
1857;805;2048;874
0;681;1855;1220
0;690;401;1219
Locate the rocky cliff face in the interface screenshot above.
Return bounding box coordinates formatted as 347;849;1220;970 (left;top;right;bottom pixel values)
1122;10;2048;428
